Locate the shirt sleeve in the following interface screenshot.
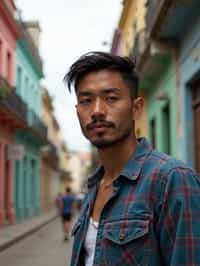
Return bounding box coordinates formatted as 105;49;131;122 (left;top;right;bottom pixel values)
156;167;200;265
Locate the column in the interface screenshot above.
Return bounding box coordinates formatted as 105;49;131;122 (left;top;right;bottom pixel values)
24;156;31;219
0;142;5;226
7;159;15;224
35;157;41;216
15;160;24;221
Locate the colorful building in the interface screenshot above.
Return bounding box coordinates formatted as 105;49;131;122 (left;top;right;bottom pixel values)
111;0;148;138
134;0;177;157
40;88;66;211
14;18;47;222
139;0;200;174
150;1;200;173
0;0;28;226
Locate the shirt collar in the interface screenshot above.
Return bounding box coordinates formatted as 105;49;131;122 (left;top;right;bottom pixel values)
88;137;152;189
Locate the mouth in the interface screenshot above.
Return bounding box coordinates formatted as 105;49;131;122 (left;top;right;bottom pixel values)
87;122;114;133
91;124;110;133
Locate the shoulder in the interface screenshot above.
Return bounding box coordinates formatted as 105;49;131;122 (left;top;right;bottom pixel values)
146;149;200;190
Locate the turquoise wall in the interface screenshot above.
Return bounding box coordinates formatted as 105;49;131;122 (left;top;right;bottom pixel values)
16;41;41;114
147;58;177;157
14;138;40;221
14;41;43;222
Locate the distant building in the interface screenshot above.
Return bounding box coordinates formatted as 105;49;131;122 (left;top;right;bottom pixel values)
67;151;91;193
14;13;46;222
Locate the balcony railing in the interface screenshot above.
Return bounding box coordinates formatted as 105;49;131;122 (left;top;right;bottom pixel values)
146;0;164;36
132;30;149;66
28;109;47;140
41;143;59;167
0;76;27;122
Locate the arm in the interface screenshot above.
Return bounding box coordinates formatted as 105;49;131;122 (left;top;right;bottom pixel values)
156;167;200;265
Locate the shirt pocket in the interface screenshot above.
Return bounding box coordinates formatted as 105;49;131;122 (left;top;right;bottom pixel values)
102;219;151;266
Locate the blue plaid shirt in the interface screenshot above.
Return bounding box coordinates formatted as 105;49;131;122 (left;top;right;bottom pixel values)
71;138;200;266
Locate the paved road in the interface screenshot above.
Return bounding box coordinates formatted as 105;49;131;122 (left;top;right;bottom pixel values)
0;218;72;266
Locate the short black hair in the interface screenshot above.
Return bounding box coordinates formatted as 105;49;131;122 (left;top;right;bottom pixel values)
64;51;139;98
65;187;71;193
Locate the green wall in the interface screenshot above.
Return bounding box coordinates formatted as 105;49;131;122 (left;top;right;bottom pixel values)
146;58;177;157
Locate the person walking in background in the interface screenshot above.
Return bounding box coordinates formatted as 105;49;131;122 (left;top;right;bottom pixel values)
64;51;200;265
61;187;74;241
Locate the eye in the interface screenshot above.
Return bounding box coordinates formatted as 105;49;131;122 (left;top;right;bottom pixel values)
78;98;92;105
106;96;119;102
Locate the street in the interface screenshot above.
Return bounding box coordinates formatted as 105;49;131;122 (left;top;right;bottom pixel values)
0;218;72;266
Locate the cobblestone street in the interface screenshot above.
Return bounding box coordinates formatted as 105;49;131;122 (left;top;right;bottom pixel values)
0;218;72;266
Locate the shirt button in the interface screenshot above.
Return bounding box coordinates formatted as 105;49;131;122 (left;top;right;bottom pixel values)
119;233;125;241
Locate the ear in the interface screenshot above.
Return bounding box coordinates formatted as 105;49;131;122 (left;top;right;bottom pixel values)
132;97;144;120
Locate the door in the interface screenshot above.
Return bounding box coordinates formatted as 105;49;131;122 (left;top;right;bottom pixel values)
162;102;171;155
192;83;200;175
4;145;9;223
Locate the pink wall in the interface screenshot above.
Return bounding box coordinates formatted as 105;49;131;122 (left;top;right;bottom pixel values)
0;14;16;86
0;1;19;226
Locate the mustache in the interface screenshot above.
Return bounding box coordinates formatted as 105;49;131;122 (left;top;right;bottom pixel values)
86;119;115;130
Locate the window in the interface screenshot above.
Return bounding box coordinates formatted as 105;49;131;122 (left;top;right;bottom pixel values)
150;117;156;149
24;77;29;102
0;40;2;74
162;103;171;155
7;51;11;83
16;66;22;95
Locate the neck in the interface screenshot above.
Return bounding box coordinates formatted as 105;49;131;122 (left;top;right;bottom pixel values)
98;135;137;180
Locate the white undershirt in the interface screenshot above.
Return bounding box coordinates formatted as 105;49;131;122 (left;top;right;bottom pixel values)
84;217;99;266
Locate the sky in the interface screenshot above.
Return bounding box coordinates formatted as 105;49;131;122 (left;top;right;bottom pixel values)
15;0;123;152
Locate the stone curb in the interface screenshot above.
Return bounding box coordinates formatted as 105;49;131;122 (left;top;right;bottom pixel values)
0;213;58;252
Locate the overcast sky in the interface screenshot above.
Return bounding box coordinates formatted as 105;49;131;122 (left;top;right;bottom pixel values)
16;0;122;152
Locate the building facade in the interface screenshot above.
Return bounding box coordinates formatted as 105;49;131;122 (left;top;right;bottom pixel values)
40;88;65;212
133;0;177;157
111;0;148;138
14;18;46;221
0;0;27;226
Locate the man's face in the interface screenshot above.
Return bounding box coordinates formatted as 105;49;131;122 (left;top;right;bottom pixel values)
76;69;139;149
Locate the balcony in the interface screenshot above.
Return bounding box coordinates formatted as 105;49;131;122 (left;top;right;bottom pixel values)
132;30;173;89
27;109;47;141
41;143;59;168
0;76;27;125
146;0;200;40
131;30;148;65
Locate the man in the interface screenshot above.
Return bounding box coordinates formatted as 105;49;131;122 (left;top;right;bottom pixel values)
64;52;200;265
61;187;74;241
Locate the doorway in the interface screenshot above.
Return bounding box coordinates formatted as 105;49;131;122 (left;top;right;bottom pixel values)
192;83;200;174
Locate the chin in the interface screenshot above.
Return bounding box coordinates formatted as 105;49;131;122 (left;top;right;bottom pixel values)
91;138;117;149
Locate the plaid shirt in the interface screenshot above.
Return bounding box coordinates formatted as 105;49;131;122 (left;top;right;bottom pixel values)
71;138;200;266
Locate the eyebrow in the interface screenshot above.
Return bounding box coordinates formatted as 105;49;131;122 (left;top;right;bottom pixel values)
77;87;121;97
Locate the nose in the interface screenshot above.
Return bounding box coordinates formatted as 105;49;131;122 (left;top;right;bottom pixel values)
91;98;105;119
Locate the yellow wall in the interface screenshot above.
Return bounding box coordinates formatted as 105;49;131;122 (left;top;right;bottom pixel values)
118;0;148;137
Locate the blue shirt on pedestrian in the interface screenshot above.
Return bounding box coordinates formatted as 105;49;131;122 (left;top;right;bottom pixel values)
62;194;74;214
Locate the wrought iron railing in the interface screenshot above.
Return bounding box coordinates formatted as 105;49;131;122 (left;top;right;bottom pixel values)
28;108;47;140
146;0;164;35
132;30;148;64
41;142;59;167
0;76;27;122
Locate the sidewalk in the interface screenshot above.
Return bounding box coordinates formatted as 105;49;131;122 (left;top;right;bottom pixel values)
0;209;58;252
